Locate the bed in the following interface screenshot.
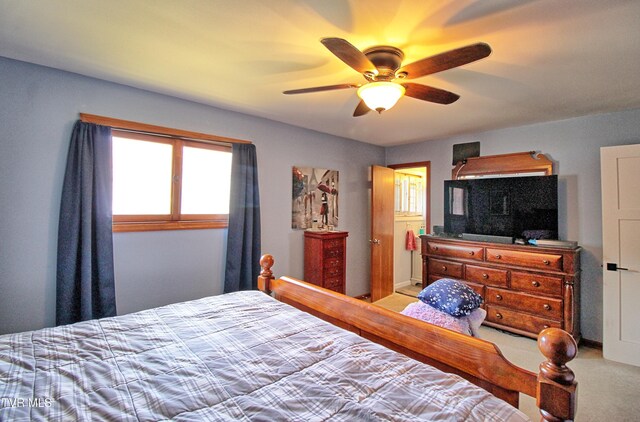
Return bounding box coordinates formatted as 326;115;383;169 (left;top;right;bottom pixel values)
0;254;577;421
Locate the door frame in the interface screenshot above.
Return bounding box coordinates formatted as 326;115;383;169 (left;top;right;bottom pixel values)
388;161;431;233
370;161;430;302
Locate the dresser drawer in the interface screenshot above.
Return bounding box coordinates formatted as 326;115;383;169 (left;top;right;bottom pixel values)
511;271;563;296
427;274;441;284
485;305;562;334
465;265;508;287
486;248;563;271
427;241;484;261
324;266;342;279
324;276;344;293
428;258;463;279
486;287;563;319
323;245;344;259
324;257;343;270
323;238;344;249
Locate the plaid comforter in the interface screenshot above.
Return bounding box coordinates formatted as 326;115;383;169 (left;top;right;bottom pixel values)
0;291;529;421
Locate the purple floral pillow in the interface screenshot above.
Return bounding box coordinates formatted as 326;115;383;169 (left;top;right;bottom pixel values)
401;301;472;335
417;278;483;317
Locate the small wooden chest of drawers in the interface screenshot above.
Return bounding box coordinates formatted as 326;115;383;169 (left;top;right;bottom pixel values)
421;236;580;340
304;231;348;294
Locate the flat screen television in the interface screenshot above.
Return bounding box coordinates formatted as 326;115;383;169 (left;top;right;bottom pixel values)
443;175;558;240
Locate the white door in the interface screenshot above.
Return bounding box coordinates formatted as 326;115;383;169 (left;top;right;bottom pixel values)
601;143;640;366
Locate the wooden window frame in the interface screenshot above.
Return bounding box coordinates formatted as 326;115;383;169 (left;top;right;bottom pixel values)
112;130;232;232
80;113;251;233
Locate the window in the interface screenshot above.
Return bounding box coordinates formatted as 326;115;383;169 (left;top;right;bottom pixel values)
394;172;423;216
112;130;232;232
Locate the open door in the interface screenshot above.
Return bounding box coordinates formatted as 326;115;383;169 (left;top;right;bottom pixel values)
371;166;394;302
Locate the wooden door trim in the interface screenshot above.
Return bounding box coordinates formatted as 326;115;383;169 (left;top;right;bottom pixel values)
388;161;431;233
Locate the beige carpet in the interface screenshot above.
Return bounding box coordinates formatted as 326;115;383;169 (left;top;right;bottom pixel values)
395;283;422;298
374;292;418;312
373;294;640;421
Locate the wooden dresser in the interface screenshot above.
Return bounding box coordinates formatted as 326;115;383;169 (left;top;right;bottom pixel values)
304;231;348;294
421;235;580;340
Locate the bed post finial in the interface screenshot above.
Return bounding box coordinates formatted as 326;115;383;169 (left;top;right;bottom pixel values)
536;328;578;421
258;254;274;294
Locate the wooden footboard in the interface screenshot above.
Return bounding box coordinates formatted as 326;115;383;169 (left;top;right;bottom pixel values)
258;254;577;421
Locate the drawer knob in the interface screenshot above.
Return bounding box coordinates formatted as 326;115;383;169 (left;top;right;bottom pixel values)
543;259;550;265
468;251;474;256
482;273;489;279
495;294;503;301
442;265;447;272
543;304;551;311
495;312;503;320
531;281;540;287
433;246;439;251
543;324;550;329
494;254;502;259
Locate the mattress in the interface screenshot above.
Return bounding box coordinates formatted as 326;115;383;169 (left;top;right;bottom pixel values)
0;291;529;421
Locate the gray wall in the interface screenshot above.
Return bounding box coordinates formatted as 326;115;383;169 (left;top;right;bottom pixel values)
0;57;384;335
2;55;639;342
385;109;640;342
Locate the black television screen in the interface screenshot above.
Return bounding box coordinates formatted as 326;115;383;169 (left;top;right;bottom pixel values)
443;175;558;240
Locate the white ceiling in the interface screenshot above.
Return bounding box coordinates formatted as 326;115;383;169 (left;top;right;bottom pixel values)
1;0;639;147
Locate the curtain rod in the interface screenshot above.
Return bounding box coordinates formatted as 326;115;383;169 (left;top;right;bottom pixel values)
79;113;252;145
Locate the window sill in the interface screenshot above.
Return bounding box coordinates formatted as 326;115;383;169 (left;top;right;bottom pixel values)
113;219;228;232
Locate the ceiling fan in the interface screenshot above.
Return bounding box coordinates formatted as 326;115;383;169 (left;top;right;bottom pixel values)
283;37;491;116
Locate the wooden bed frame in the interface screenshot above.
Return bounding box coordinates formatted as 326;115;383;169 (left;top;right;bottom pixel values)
258;254;577;422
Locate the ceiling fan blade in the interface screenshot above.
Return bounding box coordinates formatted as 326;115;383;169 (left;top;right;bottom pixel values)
283;83;358;95
397;42;491;79
353;100;371;117
402;83;460;104
321;38;378;76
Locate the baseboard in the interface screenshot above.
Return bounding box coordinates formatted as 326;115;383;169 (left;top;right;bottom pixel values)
580;338;603;350
394;280;412;289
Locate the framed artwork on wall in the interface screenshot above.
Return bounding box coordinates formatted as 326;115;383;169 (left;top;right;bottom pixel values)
292;166;339;229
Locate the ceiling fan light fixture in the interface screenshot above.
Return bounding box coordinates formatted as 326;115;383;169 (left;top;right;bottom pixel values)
357;81;405;113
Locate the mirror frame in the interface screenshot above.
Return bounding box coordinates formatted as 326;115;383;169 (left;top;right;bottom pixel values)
452;151;553;179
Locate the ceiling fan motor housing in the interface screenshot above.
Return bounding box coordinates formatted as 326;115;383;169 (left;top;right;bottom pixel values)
363;46;404;80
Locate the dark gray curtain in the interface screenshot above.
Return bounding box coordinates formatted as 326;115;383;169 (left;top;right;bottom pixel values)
224;143;261;292
56;121;116;325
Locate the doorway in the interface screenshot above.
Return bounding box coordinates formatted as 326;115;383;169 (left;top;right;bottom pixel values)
391;163;429;292
370;162;430;301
